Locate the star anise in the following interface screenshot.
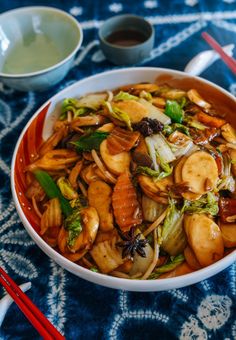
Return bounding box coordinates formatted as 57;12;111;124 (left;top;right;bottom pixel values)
116;227;148;259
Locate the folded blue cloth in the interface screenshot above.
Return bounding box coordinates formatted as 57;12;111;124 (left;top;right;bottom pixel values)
0;1;235;339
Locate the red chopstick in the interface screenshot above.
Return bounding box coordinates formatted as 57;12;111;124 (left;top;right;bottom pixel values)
201;32;236;75
0;267;65;339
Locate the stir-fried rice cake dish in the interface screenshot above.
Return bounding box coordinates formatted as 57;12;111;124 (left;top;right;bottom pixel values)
23;82;236;280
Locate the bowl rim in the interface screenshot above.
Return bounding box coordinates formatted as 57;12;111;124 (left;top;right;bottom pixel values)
0;6;83;78
11;67;236;291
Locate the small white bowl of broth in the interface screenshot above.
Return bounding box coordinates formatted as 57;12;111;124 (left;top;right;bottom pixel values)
98;14;154;65
0;6;83;91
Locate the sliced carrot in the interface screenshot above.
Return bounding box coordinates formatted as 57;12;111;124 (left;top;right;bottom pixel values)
107;127;140;155
196;111;226;128
112;172;142;231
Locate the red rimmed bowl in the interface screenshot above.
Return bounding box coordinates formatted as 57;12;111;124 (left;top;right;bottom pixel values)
11;67;236;291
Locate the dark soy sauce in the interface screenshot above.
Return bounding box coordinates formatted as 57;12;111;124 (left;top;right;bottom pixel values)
106;30;147;47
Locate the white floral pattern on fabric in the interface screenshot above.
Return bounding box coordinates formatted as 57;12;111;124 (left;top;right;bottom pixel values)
180;316;208;340
91;49;106;63
0;100;11;127
185;0;198;6
200;279;212;291
170;289;189;302
213;19;236;33
109;290;169;339
46;261;67;335
109;3;123;13
197;295;232;330
223;0;236;4
232;319;236;338
229;262;236;296
0;211;37;279
229;83;236;95
69;6;83;16
0;159;10;176
144;1;158;9
0;91;35;140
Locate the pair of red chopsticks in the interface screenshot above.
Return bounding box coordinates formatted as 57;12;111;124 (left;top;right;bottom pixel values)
202;31;236;75
0;267;65;339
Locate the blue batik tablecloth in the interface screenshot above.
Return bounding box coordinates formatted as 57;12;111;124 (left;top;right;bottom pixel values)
0;0;236;339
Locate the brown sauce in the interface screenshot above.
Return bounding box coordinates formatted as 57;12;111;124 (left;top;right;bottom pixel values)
106;30;147;47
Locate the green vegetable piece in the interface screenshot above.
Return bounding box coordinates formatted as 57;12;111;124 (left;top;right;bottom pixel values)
161;199;186;256
217;176;235;192
162;124;174;136
140;90;152;101
136;165;172;180
217;153;235;192
72;131;109;152
165;100;184;123
162;199;181;241
57;177;78;200
162;123;190;136
70;195;88;209
145;136;160;171
178;96;188;109
64;209;82;247
76;93;107;110
74;107;89;118
62;98;79;113
155;149;173;179
149;254;185;279
186;118;206;130
90;267;99;272
158;157;172;175
104;101;132;130
145;134;175;173
61;98;89;118
34;170;72;217
136;166;160;177
113;91;138;101
113;107;133;130
183;192;219;216
143;134;174;179
59;112;67;121
173;123;190;136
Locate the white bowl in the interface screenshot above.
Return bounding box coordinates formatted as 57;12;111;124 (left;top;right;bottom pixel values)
11;67;236;291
